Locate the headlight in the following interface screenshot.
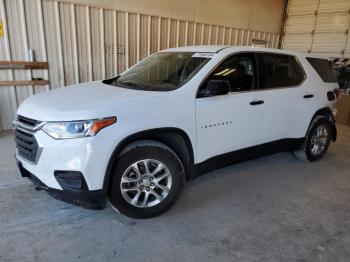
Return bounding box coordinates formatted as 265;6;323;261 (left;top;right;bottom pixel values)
43;117;116;139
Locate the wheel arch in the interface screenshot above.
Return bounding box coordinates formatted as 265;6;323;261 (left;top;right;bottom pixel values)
103;128;195;194
308;107;337;141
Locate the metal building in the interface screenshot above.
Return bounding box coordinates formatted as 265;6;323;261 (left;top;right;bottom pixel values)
0;0;279;131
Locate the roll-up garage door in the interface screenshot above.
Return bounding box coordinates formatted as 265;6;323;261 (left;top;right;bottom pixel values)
282;0;350;58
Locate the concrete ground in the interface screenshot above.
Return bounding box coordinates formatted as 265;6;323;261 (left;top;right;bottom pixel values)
0;126;350;262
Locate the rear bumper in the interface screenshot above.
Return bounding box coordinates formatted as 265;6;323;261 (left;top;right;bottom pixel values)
332;124;337;142
17;160;106;210
330;114;338;142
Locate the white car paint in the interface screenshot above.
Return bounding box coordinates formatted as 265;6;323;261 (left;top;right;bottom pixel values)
15;46;337;191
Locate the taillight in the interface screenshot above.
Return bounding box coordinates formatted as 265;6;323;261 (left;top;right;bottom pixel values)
334;88;340;99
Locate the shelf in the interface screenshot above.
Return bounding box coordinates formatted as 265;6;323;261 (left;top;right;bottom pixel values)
0;61;49;70
0;80;49;86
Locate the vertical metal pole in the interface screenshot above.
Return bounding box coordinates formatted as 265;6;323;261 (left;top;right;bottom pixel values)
100;8;105;77
112;10;117;75
193;22;197;45
125;12;129;69
157;17;161;51
54;1;64;86
136;13;140;62
147;15;151;55
176;19;180;47
184;21;188;46
167;18;171;48
208;25;212;44
234;28;239;45
71;3;79;83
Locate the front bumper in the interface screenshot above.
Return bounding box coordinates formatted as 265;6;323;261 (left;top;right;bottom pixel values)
14;126;118;210
17;160;106;209
15;129;115;190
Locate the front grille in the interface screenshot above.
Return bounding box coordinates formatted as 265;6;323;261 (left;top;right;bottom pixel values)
17;115;38;127
15;128;39;163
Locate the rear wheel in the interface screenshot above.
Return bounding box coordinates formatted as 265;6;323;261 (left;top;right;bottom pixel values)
293;116;332;162
109;140;185;218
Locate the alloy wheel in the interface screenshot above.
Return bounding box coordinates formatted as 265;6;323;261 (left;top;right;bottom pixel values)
310;125;329;156
120;159;172;208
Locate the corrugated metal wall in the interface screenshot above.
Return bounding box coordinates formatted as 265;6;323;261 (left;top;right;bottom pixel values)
282;0;350;57
0;0;280;131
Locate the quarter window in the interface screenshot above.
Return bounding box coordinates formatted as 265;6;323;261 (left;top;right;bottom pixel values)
306;57;337;83
258;53;305;89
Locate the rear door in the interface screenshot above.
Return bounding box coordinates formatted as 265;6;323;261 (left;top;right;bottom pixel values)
195;52;264;163
256;53;307;142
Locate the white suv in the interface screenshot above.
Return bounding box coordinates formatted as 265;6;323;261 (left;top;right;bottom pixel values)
14;46;338;218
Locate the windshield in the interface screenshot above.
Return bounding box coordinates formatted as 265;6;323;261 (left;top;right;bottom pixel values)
103;52;210;91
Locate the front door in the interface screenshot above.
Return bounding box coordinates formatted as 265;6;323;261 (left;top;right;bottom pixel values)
195;52;264;163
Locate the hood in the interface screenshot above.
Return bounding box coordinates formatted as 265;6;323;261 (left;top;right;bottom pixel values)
17;81;168;121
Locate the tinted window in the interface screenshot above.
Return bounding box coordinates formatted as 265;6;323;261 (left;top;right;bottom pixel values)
306;57;337;83
198;53;257;97
259;53;305;89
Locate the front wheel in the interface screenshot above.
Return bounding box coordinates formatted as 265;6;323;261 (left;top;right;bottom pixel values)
109;140;185;218
293;116;332;162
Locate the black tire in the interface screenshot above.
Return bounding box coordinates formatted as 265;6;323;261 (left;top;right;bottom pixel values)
109;140;185;218
293;116;332;162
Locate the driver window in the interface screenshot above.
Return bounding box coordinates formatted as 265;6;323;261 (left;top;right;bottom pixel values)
198;53;257;97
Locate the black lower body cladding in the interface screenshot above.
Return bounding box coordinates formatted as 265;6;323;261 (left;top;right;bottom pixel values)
17;160;106;210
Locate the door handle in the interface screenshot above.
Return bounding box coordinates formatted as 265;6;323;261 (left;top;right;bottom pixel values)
249;100;264;106
303;94;314;99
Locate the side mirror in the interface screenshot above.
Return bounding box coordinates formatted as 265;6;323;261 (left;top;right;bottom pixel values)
206;79;230;96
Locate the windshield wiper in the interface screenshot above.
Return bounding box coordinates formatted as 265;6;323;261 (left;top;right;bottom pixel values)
116;81;147;90
102;75;120;86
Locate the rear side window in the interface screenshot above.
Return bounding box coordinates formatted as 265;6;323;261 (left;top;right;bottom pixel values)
306;57;337;83
258;53;305;89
